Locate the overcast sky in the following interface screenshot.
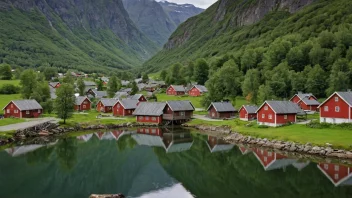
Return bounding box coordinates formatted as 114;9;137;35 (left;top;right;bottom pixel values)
156;0;218;9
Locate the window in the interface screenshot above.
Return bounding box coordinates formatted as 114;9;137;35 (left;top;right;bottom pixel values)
334;165;339;171
26;111;29;115
245;114;248;118
83;105;86;108
152;117;157;121
7;109;10;113
152;129;156;133
324;164;328;170
11;104;13;108
145;129;149;133
83;101;87;104
14;110;18;113
38;109;41;113
335;97;339;102
146;117;149;120
139;116;143;120
261;150;264;154
262;114;265;119
335;106;340;112
264;106;268;110
268;152;272;157
284;115;288;119
264;157;267;162
117;104;120;109
324;106;328;112
334;174;339;180
180;112;185;116
269;114;272;120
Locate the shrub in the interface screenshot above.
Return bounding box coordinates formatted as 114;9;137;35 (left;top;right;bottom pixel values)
0;84;20;94
258;125;269;128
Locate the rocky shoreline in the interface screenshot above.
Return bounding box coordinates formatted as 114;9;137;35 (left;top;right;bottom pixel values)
182;124;352;160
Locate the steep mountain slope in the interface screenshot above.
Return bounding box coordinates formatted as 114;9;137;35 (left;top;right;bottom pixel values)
158;1;204;25
0;0;159;73
143;0;323;72
122;0;203;46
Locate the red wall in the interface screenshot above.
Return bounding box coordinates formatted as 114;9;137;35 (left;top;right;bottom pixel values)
137;128;162;136
257;103;276;124
208;106;234;119
290;95;301;103
239;107;256;120
166;86;185;95
164;105;193;118
253;148;286;167
96;102;112;113
188;87;201;97
139;96;147;102
276;114;296;124
320;93;350;119
4;102;42;118
113;102;134;116
75;98;91;111
318;163;350;183
298;101;319;111
136;115;162;124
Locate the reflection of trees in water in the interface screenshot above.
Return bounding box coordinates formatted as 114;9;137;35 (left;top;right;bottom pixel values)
116;135;137;151
26;146;55;165
56;138;78;171
154;134;352;198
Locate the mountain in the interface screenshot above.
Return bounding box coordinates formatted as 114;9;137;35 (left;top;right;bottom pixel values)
122;0;203;46
0;0;159;73
143;0;324;72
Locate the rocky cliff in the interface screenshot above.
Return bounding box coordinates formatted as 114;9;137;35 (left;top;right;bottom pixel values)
0;0;159;73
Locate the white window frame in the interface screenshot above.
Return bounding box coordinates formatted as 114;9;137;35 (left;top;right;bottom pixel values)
180;111;185;116
334;165;339;171
269;114;272;120
324;164;328;170
83;105;86;108
139;116;143;120
117;104;120;109
262;114;265;119
334;174;339;180
146;116;149;121
145;129;149;133
335;106;340;112
152;117;157;121
324;106;328;112
264;157;267;162
268;152;272;157
284;115;288;119
26;110;30;115
38;109;40;113
335;97;339;102
14;110;18;113
264;106;268;110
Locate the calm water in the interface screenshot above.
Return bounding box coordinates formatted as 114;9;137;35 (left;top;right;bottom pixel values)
1;128;352;198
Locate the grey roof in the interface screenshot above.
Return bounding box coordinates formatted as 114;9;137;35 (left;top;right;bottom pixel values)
101;77;109;82
242;105;258;114
49;82;60;87
193;85;208;93
99;98;117;107
260;101;303;114
167;101;195;111
5;100;42;110
132;134;165;147
295;93;315;100
337;92;352;106
135;78;143;83
207;102;236;112
170;85;185;92
91;90;107;98
120;88;132;93
166;142;193;153
133;102;166;116
75;96;89;105
84;81;96;86
119;99;139;109
301;98;320;106
121;80;130;86
114;91;129;99
137;83;146;90
128;94;144;100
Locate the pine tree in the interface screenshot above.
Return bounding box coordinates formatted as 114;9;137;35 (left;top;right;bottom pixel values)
107;76;121;98
194;58;209;85
131;81;139;95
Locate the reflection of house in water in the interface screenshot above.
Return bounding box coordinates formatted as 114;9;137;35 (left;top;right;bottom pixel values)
132;128;193;153
317;163;352;186
205;136;234;153
5;140;58;157
93;130;133;141
238;146;251;155
253;148;309;171
76;134;93;142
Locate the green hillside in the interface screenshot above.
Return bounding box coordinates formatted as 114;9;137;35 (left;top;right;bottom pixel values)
0;0;159;74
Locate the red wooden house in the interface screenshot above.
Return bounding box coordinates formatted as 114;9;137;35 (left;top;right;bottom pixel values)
96;98;117;113
290;92;317;104
256;101;304;127
166;85;186;95
207;102;237;119
49;82;60;89
163;101;195;124
206;135;234;153
113;99;139;116
3;100;43;118
128;94;147;102
133;102;166;124
253;148;297;171
317;163;352;186
239;105;258;121
188;85;208;97
238;146;251;155
297;98;320;112
74;96;91;111
318;92;352;124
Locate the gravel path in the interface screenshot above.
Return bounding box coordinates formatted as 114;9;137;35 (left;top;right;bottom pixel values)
0;117;59;132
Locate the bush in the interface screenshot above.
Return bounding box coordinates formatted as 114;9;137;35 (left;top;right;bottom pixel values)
0;84;20;94
258;125;269;128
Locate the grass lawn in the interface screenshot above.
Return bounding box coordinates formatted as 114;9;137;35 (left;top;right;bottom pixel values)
188;118;352;149
0;80;20;86
0;118;26;126
156;93;204;108
0;94;21;109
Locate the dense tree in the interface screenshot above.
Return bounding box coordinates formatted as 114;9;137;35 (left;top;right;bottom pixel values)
54;84;75;124
242;69;260;104
194;58;209;85
326;58;351;95
257;84;275;103
186;61;195;79
97;79;104;91
286;47;305;71
305;64;326;97
160;70;167;80
77;78;85;96
20;69;38;99
131;81;139;95
142;73;149;83
62;71;74;85
43;67;57;81
241;49;258;72
107;76;121;98
318;31;336;49
290;71;306;96
31;83;51;103
267;62;291;98
0;63;12;80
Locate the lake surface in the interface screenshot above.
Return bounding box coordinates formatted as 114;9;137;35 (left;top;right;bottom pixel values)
1;128;352;198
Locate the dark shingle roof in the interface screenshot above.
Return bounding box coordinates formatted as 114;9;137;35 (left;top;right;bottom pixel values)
337;92;352;106
292;93;315;100
128;94;144;100
84;81;96;86
167;101;195;111
242;105;258;114
207;102;236;112
194;85;208;93
5;100;43;110
114;92;129;99
262;101;303;114
133;102;166;116
120;88;132;93
91;90;107;98
301;98;320;106
119;99;139;109
171;85;185;92
99;98;117;107
76;96;89;105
